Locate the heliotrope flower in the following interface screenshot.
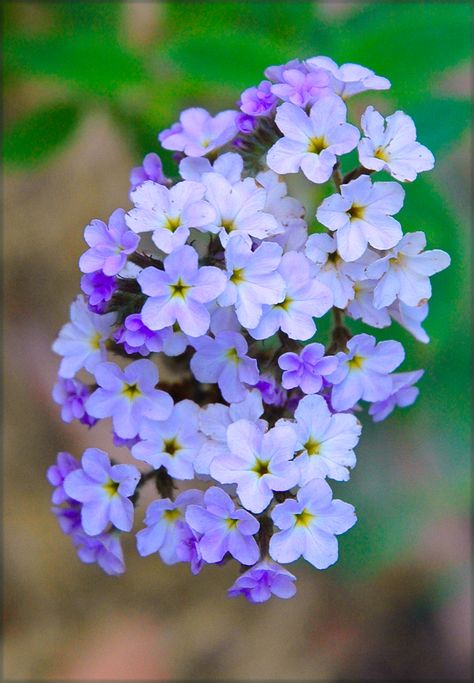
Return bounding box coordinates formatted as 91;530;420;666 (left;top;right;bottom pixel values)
179;151;243;184
81;271;117;313
79;208;139;276
256;169;306;230
159;107;238;157
126;180;216;254
136;489;203;564
228;561;297;603
278;343;338;394
264;59;306;83
255;374;287;407
248;251;333;341
211;420;299;513
306;56;391;98
138;245;227;337
85;359;173;439
358;106;435;182
346;278;391;329
365;231;451;308
267;96;360;184
52;296;116;379
72;528;125;576
64;448;140;535
185;487;260;565
328;333;405;411
290;394;361;483
114;313;166;356
190;331;259;403
52;377;97;426
201;172;280;246
305;232;366;309
129;152;169;192
389;300;429;343
240;80;278;116
270;67;330;107
195;390;266;475
132;399;205;479
47;451;80;504
369;369;424;422
269;478;356;569
316;175;405;262
219;235;285;329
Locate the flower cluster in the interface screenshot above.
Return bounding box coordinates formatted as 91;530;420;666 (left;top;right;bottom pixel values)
49;55;449;603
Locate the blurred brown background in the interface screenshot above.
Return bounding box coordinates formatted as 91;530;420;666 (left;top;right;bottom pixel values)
3;2;471;680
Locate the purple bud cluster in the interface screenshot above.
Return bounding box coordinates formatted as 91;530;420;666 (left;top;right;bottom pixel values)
49;55;449;602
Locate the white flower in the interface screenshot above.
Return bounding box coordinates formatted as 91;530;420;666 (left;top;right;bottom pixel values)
358;106;435;182
366;231;450;308
267;96;359;184
52;296;116;378
306;56;390;98
316;175;405;262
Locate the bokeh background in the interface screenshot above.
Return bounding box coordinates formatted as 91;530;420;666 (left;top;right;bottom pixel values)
2;2;472;680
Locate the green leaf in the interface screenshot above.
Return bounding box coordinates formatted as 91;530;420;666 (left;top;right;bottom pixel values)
3;103;80;167
4;33;148;97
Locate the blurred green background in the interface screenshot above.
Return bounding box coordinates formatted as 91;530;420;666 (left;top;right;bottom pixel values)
3;1;471;680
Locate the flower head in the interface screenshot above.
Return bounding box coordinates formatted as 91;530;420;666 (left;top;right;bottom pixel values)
130;152;169;192
306;56;390;98
79;209;139;276
369;369;424;422
279;343;338;394
228;561;297;603
240;80;278;116
159;107;238;157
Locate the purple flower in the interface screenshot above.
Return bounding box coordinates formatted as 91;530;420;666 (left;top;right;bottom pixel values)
271;68;330;107
176;526;204;575
211;420;299;514
81;271;117;312
114;313;166;356
248;251;333;341
190;331;259;403
132;399;205;479
359;106;434;182
52;501;82;535
201;173;280;246
228;561;296;603
366;231;450;309
159;107;238;157
219;235;285;329
64;448;140;535
195;390;265;475
328;333;405;411
136;489;203;563
179;152;243;184
138;245;227;337
130;152;169;192
270;479;356;569
278;343;338;394
185;487;260;565
306;56;390;98
85;359;173;439
73;529;125;575
389;300;429;344
47;452;80;504
240;80;277;116
52;296;116;379
126;180;216;254
267;96;360;184
305;232;366;309
235;113;257;135
79;209;139;276
316;175;404;262
52;377;97;426
346;278;391;329
264;59;306;83
369;369;424;422
291;394;361;483
255;374;287;407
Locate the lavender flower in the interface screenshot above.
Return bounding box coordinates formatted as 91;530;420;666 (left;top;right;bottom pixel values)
278;343;338;394
85;359;173;439
369;369;424;422
271;68;330;107
159;107;238;157
47;451;80;504
52;378;97;426
81;271;117;312
79;209;139;277
138;245;227;337
185;487;260;565
270;479;356;569
114;313;166;356
130;152;169;192
64;448;140;535
306;56;391;98
240;80;277;116
228;561;297;602
255;374;287;407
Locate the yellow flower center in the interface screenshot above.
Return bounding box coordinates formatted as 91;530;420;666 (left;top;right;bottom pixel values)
230;267;245;284
347;203;365;220
103;479;119;497
121;382;142;399
163;508;181;523
374;146;390;162
225;347;241;364
276;295;293;311
226;517;239;530
304;437;321;456
89;331;102;350
221;218;236;233
165;215;181;232
348;354;365;370
307;136;328;154
170;278;190;299
294;508;315;527
252;459;270;477
163;437;180;456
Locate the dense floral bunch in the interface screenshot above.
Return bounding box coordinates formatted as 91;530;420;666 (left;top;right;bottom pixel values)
49;55;450;603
